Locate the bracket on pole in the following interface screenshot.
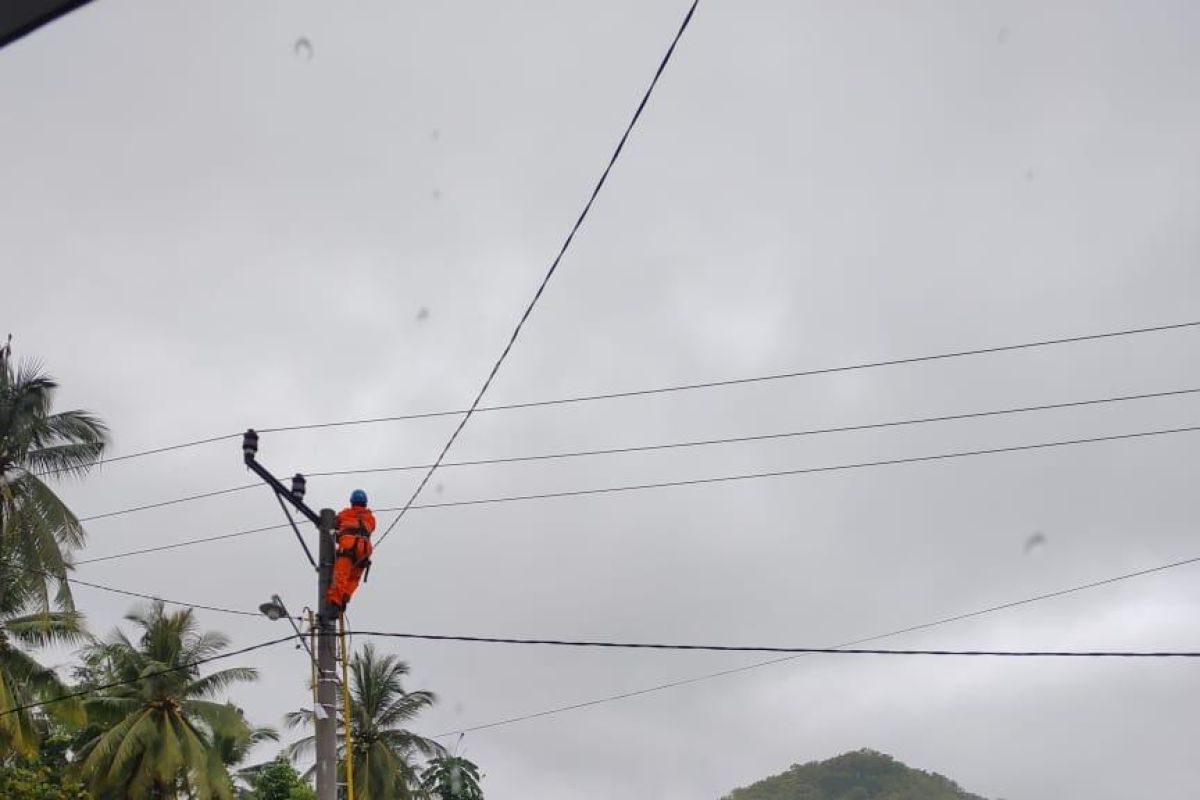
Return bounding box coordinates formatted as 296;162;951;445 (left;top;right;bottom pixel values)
243;428;322;526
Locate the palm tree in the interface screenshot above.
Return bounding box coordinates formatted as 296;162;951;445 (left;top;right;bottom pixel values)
0;548;86;758
0;337;109;609
420;755;483;800
75;602;260;799
208;709;279;796
287;644;443;799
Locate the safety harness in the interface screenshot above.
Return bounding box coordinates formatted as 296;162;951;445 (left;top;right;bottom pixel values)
336;512;373;584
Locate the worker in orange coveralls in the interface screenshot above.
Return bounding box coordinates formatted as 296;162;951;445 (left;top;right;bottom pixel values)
327;489;375;613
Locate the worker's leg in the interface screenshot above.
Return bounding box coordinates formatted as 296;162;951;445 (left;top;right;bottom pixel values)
341;538;372;604
327;535;357;608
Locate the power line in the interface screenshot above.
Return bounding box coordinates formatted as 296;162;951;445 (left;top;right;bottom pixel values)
391;425;1200;511
64;548;1200;640
347;630;1199;658
53;571;270;618
34;433;239;479
0;634;296;718
30;552;1200;728
434;552;1200;736
76;387;1200;523
36;320;1200;480
374;0;702;547
71;424;1200;564
79;482;261;522
73;523;289;565
279;319;1200;436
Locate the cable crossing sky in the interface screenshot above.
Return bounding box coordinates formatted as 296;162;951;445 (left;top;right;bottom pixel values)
36;318;1200;481
71;423;1200;565
75;385;1200;524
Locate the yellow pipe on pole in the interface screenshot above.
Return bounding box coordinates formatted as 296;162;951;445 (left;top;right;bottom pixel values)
339;614;355;800
307;610;318;708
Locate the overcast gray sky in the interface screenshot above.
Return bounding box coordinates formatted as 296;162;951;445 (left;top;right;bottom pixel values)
4;1;1200;798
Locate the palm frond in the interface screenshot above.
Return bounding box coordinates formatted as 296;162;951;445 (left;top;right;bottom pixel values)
186;666;258;699
3;609;87;646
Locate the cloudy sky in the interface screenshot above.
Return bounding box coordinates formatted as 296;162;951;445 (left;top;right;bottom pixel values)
4;1;1200;797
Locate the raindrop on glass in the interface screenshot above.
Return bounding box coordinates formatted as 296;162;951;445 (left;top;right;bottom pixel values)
1023;531;1047;553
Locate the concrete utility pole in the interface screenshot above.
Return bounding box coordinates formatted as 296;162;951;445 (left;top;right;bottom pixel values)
242;429;339;800
314;507;338;800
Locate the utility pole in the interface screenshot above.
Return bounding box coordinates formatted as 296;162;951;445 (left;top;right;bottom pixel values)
314;507;338;800
242;429;339;800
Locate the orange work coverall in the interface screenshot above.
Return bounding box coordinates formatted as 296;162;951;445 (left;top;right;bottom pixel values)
326;505;376;611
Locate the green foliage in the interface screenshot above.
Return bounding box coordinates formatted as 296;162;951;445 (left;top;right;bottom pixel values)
722;749;987;800
0;337;109;610
0;340;106;759
0;762;88;800
0;732;91;799
0;547;87;758
243;756;313;800
285;643;443;800
421;755;483;800
74;602;261;799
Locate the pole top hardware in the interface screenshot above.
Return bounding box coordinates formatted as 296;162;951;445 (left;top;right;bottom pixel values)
242;429;259;462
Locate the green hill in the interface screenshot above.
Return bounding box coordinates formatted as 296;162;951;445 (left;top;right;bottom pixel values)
721;749;989;800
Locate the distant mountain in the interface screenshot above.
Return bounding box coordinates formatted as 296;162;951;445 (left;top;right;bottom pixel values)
721;749;989;800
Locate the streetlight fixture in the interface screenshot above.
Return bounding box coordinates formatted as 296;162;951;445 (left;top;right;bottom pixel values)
258;595;288;621
259;594;315;662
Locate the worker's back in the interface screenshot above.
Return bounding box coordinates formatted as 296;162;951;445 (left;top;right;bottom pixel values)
327;489;376;613
337;505;376;535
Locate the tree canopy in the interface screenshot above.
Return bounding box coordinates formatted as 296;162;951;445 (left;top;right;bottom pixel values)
722;749;988;800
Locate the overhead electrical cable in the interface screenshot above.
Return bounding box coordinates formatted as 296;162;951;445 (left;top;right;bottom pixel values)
396;425;1200;512
76;386;1200;523
79;482;261;522
72;424;1200;564
273;320;1200;437
34;320;1200;481
73;523;289;565
346;630;1200;658
374;0;702;547
26;552;1200;726
39;569;268;618
0;634;297;718
34;433;239;478
432;552;1200;736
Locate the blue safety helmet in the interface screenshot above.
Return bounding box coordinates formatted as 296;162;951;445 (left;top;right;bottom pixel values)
350;489;368;507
